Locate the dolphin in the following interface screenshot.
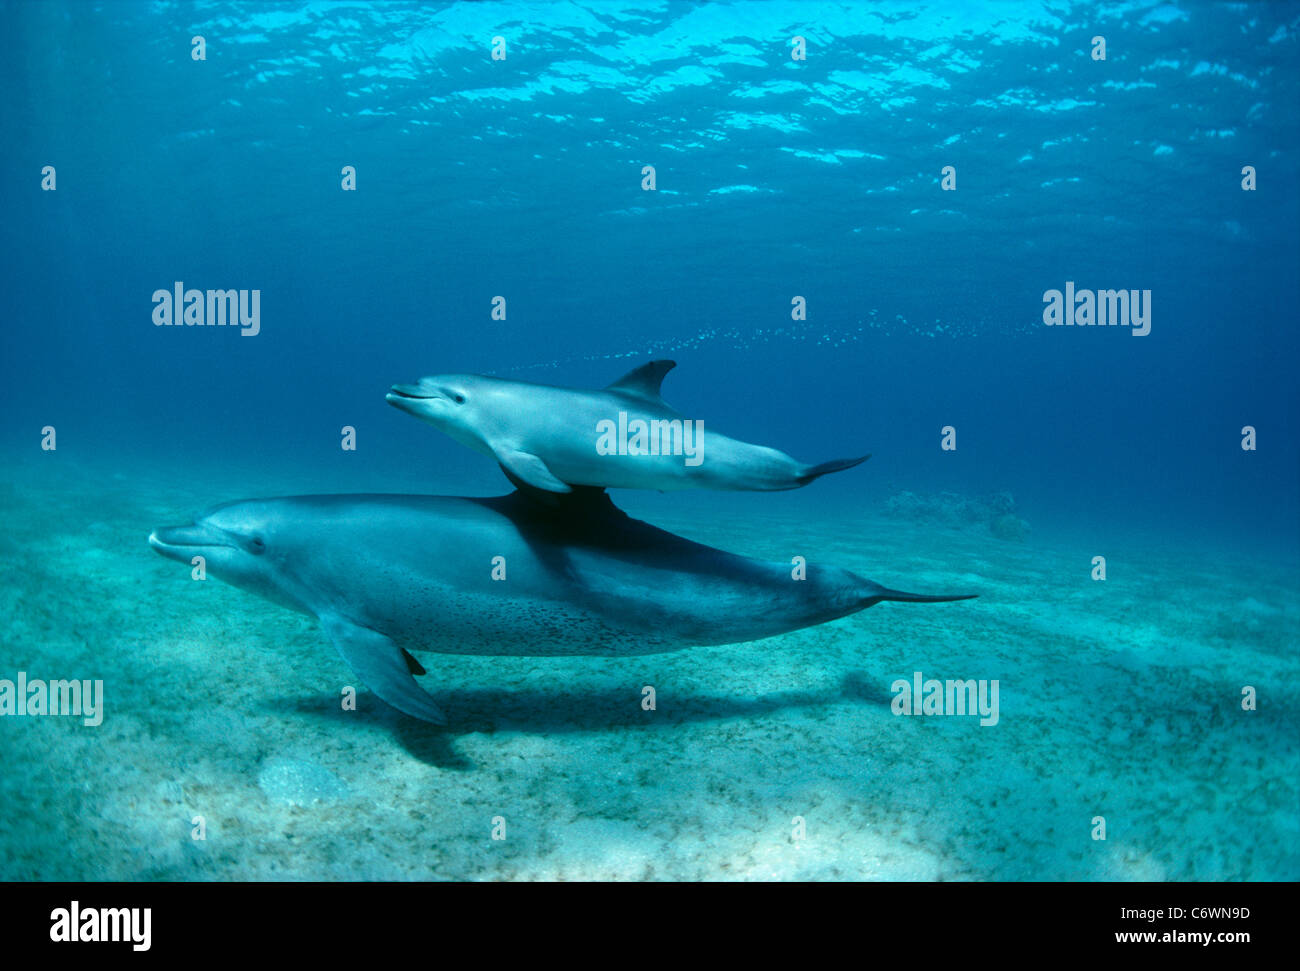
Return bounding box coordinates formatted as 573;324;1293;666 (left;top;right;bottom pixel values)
386;360;869;493
148;490;974;724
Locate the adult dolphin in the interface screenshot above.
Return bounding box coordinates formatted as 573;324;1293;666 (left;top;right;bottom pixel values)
386;360;869;493
149;491;974;724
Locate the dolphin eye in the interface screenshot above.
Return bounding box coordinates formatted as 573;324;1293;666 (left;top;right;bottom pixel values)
248;536;266;554
452;393;466;404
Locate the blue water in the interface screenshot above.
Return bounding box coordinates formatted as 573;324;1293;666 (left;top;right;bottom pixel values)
1;1;1297;881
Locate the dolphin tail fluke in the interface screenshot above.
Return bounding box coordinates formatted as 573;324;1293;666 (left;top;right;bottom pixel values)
798;453;871;485
866;586;978;606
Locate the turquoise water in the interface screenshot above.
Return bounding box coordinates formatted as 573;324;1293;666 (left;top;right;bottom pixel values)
1;0;1297;880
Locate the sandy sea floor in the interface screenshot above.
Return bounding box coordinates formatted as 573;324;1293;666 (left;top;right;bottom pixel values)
1;456;1296;881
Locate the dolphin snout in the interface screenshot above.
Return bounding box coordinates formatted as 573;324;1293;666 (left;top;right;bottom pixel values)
387;383;446;418
388;383;438;400
149;523;229;562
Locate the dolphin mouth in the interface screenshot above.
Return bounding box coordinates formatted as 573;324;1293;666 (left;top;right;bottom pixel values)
387;385;445;417
148;524;232;562
387;384;440;400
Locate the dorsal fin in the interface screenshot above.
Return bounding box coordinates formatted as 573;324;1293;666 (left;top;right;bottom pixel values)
605;360;676;401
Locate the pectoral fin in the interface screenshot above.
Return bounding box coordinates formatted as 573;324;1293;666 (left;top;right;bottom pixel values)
493;446;572;493
319;613;446;724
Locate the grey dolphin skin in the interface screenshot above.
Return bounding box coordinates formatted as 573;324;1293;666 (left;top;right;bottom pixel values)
386;360;870;493
149;491;974;724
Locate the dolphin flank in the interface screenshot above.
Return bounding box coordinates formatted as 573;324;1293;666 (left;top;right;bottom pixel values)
148;490;974;724
386;360;871;493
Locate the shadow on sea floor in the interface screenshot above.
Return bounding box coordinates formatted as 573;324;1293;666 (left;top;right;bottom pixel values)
261;672;895;767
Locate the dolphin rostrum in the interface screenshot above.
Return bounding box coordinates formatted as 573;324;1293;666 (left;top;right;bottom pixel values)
386;360;869;493
149;490;974;724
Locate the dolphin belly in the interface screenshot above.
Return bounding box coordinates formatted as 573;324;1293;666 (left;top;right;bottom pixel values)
361;578;688;658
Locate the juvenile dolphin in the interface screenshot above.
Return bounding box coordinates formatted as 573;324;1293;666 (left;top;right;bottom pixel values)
149;491;973;724
386;360;869;493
